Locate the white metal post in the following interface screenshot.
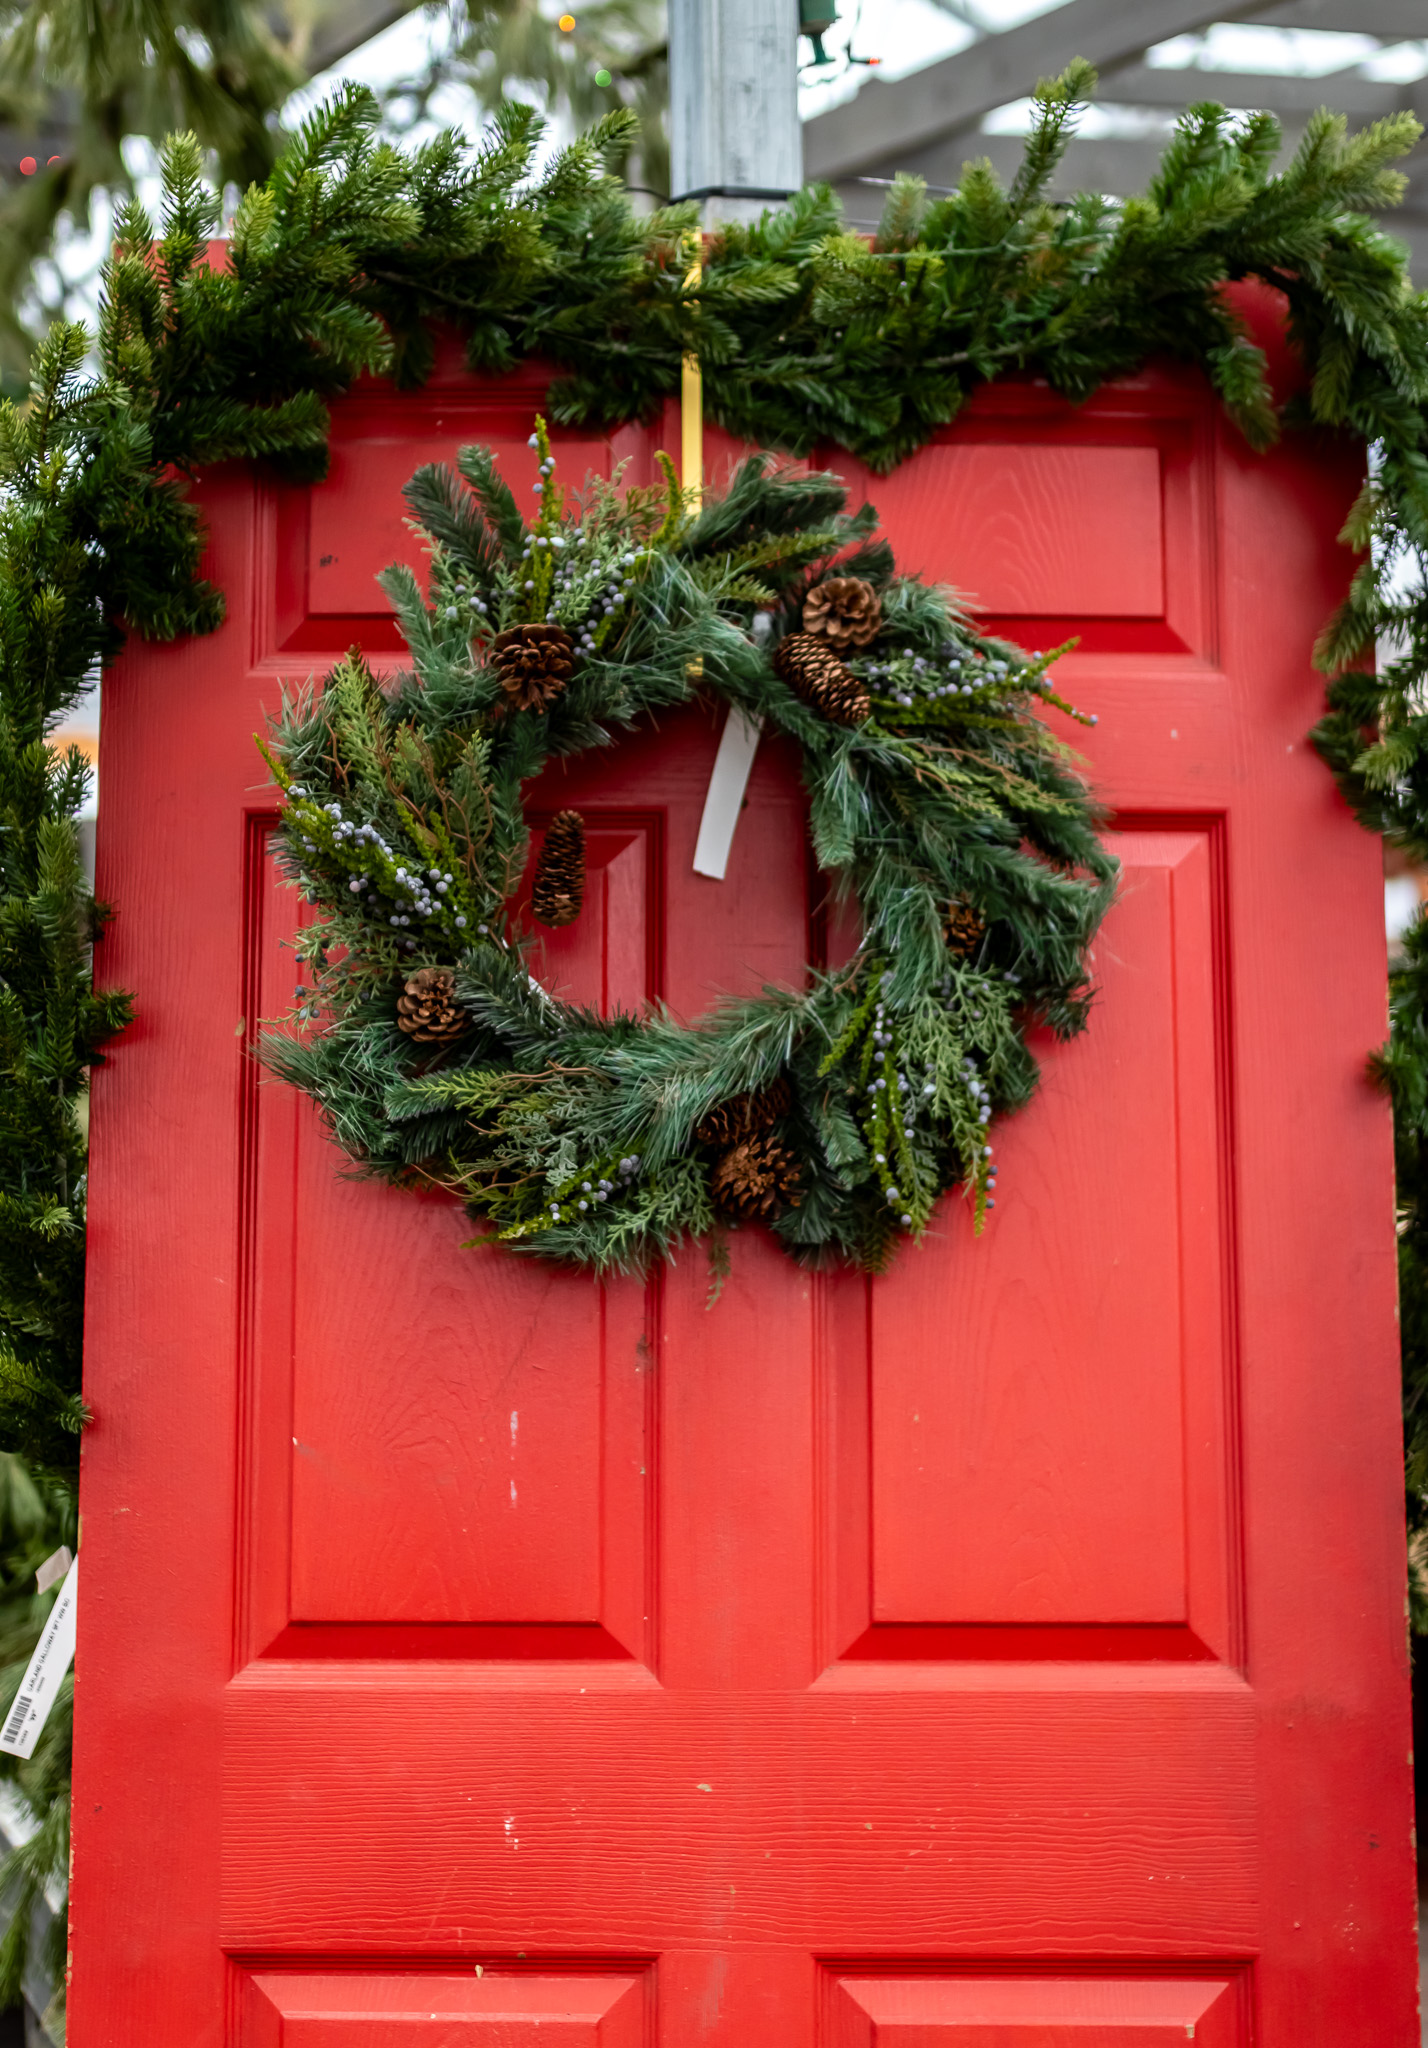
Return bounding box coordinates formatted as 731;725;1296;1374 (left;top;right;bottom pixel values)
667;0;802;224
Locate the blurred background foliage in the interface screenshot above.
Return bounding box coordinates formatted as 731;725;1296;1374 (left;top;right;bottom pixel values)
0;0;668;392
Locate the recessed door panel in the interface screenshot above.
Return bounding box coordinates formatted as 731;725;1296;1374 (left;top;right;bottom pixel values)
241;821;657;1658
240;1967;647;2046
826;1972;1242;2046
868;829;1225;1637
858;444;1164;618
822;390;1214;659
260;358;659;659
519;817;661;1013
309;433;615;622
819;828;1233;1665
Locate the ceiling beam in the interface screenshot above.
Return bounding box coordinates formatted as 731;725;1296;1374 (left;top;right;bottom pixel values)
1248;0;1428;31
840;130;1187;206
802;0;1277;182
301;0;424;77
841;119;1428;207
1095;64;1421;120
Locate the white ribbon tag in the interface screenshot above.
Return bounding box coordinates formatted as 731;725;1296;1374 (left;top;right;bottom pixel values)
0;1557;77;1759
35;1547;71;1596
693;708;764;880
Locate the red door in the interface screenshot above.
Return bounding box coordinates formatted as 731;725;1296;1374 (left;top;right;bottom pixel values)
70;334;1417;2045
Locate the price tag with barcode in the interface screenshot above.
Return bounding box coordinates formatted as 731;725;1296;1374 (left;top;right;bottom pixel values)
0;1556;78;1759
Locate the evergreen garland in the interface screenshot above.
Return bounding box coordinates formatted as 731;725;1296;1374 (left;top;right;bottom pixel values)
260;436;1112;1273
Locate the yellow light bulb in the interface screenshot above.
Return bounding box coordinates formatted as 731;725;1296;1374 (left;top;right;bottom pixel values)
558;13;576;28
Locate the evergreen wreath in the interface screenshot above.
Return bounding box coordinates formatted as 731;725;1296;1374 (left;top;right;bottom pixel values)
259;428;1114;1273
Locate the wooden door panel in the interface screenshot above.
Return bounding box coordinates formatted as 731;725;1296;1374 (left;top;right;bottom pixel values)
243;828;655;1662
286;1225;634;1630
240;705;816;1667
240;1968;647;2046
260;353;661;661
843;444;1165;618
221;1683;1256;1952
819;379;1214;659
826;1972;1241;2046
859;828;1229;1650
520;819;661;1014
524;703;813;1018
309;431;615;622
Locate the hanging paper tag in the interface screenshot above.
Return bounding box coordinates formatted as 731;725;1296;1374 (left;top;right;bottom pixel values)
0;1557;78;1759
693;708;764;880
35;1547;71;1596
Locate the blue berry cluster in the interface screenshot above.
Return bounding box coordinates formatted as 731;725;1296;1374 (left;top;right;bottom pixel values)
861;632;1098;728
284;779;478;956
545;1153;642;1224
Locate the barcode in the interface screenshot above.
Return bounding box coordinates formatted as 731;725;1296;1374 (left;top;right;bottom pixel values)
2;1696;31;1746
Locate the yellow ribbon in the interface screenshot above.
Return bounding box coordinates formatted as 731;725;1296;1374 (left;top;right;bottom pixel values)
681;256;702;508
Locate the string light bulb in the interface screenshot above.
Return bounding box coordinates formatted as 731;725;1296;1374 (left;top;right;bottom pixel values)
558;13;576;28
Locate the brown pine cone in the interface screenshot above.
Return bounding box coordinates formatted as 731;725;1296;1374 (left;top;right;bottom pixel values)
773;633;871;728
946;900;985;959
492;622;574;711
695;1076;792;1148
710;1128;803;1221
802;576;882;651
397;966;467;1044
532;810;586;927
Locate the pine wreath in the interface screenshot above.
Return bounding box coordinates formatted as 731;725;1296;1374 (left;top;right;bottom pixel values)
260;421;1116;1273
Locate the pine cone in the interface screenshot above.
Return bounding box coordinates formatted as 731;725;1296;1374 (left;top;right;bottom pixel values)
773;633;871;728
802;575;883;651
397;967;467;1044
532;810;586;927
946;900;985;959
695;1076;792;1148
492;623;574;711
710;1128;803;1221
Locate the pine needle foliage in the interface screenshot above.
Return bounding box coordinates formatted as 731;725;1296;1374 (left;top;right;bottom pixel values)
0;1456;73;2034
1378;923;1428;1625
260;444;1113;1274
0;335;133;1483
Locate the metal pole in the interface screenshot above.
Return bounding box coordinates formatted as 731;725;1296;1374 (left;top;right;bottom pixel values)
670;0;800;872
667;0;802;227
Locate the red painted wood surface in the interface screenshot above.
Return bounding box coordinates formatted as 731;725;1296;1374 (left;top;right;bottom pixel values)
70;329;1416;2045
